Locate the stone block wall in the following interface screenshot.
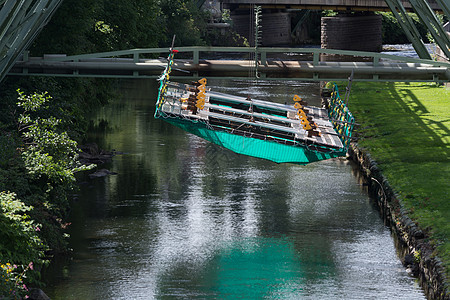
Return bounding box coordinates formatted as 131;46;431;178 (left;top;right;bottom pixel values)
321;14;382;52
231;12;291;46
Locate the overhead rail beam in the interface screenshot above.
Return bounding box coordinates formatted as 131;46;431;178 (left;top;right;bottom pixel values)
9;46;450;82
0;0;63;83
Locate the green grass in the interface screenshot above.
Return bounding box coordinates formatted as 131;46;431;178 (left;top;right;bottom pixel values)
345;82;450;277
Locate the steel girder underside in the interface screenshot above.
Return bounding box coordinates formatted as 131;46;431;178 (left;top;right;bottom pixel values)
0;0;63;83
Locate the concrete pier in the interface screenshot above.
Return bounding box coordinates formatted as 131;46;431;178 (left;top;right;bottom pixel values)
230;10;383;48
231;11;291;46
321;14;382;52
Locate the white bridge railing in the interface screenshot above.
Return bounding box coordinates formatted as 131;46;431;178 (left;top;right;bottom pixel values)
10;46;450;82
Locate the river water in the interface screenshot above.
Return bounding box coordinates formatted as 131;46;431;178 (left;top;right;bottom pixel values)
43;79;426;299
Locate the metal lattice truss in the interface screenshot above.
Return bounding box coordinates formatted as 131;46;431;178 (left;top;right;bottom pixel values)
435;0;450;19
0;0;63;83
384;0;432;59
409;0;450;59
384;0;450;60
0;0;448;84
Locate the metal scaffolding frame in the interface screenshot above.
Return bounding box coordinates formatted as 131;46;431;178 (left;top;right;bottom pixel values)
0;0;63;83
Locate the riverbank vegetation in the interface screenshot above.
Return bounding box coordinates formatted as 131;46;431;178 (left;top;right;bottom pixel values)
0;0;219;297
31;0;228;56
346;82;449;281
0;89;94;298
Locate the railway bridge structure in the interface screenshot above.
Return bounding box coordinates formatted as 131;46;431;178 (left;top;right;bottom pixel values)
214;0;449;61
9;47;450;83
220;0;443;12
0;0;449;84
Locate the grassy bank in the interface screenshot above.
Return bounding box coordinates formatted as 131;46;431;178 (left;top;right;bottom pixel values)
345;81;449;279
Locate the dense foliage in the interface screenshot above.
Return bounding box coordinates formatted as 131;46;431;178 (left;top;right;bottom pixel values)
377;12;431;44
1;0;213;296
31;0;210;56
0;192;42;299
0;90;94;298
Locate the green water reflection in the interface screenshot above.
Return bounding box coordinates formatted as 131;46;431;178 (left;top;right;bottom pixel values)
205;237;303;299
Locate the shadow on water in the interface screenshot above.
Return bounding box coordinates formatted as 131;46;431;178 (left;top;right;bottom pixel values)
42;79;426;300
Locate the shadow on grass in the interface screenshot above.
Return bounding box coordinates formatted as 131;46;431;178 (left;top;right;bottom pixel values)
392;84;450;155
350;82;450;202
354;82;450;164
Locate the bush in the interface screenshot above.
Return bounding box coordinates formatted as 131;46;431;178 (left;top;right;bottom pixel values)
0;192;43;299
14;90;94;249
0;90;96;297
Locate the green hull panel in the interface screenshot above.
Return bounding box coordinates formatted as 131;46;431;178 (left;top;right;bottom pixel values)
155;50;354;165
164;117;346;165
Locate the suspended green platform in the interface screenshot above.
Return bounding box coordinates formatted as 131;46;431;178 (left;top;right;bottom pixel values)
155;49;355;165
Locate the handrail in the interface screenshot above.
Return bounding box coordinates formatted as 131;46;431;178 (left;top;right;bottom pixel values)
33;46;450;68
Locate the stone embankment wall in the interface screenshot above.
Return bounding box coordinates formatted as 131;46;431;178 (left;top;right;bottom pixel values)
347;145;449;300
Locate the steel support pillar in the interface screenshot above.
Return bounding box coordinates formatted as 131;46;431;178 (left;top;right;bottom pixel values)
291;10;311;39
435;0;450;19
384;0;432;59
0;0;63;83
409;0;450;59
